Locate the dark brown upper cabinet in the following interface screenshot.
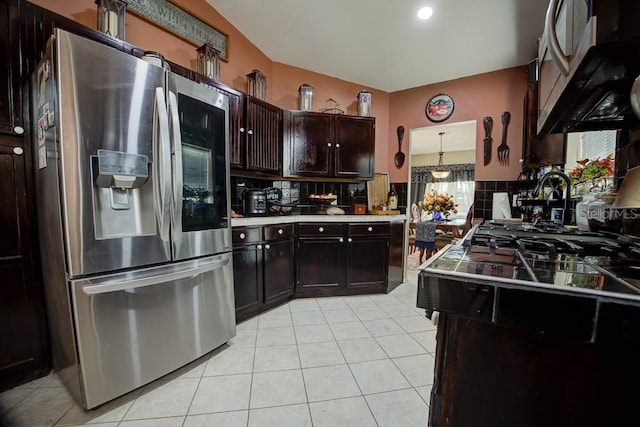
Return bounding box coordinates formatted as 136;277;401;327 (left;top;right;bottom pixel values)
523;74;565;168
0;0;23;136
195;81;282;175
244;96;282;174
283;111;375;180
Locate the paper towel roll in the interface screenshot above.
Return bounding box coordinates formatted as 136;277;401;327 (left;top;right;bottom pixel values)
492;192;512;219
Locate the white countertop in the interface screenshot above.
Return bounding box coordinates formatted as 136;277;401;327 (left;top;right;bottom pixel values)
232;214;407;227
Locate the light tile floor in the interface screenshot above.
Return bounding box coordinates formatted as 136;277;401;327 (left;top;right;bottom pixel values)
0;269;435;426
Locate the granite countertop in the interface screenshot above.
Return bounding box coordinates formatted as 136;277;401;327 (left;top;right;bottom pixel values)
232;214;406;227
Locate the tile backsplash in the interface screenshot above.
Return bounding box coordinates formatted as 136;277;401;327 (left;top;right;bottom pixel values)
230;177;407;216
231;177;369;215
474;180;520;220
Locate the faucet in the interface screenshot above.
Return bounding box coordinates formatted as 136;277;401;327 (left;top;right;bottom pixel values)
531;170;572;225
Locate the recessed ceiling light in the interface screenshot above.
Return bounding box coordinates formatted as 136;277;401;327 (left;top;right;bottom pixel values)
417;6;433;20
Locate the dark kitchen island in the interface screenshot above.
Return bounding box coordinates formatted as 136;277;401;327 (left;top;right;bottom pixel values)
417;225;640;427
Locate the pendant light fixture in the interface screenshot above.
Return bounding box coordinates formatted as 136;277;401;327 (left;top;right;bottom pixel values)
431;132;450;179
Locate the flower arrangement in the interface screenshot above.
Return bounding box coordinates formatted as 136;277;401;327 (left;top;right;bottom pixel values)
568;154;614;193
419;189;458;219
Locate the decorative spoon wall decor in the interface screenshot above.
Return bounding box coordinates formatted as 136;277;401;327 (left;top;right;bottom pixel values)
394;125;406;168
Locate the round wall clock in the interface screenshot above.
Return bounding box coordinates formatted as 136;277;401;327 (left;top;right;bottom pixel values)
425;93;455;123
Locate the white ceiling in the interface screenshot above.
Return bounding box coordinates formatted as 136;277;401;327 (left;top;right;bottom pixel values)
410;120;477;155
207;0;549;93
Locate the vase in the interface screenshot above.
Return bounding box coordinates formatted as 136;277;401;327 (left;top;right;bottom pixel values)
432;211;445;222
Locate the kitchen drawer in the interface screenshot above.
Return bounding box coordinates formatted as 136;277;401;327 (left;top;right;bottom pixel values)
348;223;389;236
232;226;262;246
297;223;345;237
264;224;294;241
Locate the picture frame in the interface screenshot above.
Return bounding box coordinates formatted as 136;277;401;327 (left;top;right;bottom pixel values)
425;93;454;123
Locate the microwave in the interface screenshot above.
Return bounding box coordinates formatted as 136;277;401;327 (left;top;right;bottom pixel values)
537;0;640;134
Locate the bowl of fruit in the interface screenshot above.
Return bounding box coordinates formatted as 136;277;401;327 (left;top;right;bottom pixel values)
308;193;337;214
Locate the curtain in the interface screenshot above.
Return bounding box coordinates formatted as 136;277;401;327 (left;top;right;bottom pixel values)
411;163;475;219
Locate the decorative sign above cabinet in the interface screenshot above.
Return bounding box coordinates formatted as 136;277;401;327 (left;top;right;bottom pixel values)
127;0;228;60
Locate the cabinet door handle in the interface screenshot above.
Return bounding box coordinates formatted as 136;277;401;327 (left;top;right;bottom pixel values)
327;143;332;147
348;238;352;243
239;233;246;239
265;244;271;250
247;129;254;135
319;227;324;232
339;238;344;242
544;0;570;76
278;229;284;235
257;244;263;249
240;127;245;133
368;226;373;232
336;143;340;148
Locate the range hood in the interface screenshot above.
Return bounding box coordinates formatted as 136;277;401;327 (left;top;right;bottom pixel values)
537;1;640;135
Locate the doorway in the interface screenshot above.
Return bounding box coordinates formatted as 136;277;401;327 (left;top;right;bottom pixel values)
404;120;476;271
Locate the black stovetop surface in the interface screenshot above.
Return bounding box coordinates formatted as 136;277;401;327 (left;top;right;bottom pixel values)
424;222;640;300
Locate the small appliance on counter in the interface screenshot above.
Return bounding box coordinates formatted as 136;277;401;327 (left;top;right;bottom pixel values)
243;188;267;216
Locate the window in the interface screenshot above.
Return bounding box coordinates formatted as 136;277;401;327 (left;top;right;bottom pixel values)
423;181;475;220
566;130;616;171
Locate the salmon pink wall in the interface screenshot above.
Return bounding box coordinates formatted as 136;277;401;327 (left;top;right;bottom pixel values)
30;0;272;95
388;67;527;183
30;0;391;172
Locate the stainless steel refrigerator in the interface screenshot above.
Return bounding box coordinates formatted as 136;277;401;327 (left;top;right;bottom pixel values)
31;29;235;409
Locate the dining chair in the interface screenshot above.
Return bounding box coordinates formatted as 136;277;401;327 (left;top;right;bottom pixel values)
408;222;416;254
415;221;437;264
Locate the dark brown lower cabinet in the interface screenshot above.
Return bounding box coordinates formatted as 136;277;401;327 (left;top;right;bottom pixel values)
430;313;640;427
296;222;388;297
263;238;295;304
387;220;405;292
0;138;49;391
346;223;388;289
232;224;294;321
296;222;346;294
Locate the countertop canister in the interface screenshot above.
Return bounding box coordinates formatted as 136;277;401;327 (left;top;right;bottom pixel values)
357;90;372;116
299;84;313;111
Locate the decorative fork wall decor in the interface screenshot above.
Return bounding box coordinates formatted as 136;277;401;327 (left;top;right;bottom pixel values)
497;111;510;166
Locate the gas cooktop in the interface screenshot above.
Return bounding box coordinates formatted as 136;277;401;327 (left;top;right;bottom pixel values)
423;222;640;301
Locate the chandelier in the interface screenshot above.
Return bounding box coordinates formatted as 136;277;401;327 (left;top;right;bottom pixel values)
431;132;450;179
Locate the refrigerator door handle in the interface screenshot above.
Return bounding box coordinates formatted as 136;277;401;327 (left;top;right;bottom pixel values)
154;87;172;242
168;91;183;244
81;257;230;295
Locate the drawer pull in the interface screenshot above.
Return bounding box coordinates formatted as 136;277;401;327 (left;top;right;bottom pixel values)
278;229;284;235
348;238;353;243
339;238;344;242
265;244;271;250
368;226;373;232
240;127;245;133
239;233;246;239
336;143;340;148
327;143;332;147
257;244;262;249
319;227;324;232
